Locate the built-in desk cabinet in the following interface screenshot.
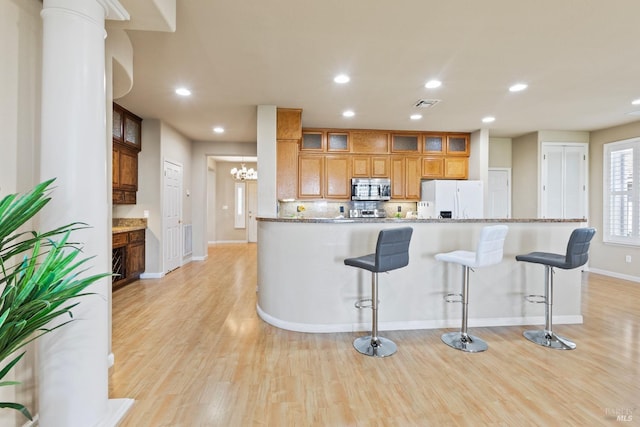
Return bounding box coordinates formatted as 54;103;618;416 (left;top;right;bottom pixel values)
113;103;142;205
112;229;145;287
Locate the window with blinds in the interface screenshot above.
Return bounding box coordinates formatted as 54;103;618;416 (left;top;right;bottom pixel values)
604;138;640;245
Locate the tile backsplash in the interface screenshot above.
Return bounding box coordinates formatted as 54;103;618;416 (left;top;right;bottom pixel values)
278;201;418;218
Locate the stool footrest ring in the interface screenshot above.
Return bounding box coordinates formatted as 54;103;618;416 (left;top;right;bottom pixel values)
524;294;546;304
355;298;375;309
444;293;463;303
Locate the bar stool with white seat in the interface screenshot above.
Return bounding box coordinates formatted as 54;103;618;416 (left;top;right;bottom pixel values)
435;225;509;353
344;227;413;357
516;227;596;350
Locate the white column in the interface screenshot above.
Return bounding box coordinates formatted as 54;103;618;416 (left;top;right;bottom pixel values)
39;1;128;425
256;105;277;217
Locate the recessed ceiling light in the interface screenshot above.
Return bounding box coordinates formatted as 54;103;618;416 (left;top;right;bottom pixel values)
425;80;442;89
410;114;423;120
482;116;496;123
342;110;355;117
632;99;640;105
175;87;191;96
213;127;224;133
509;83;528;92
334;74;350;84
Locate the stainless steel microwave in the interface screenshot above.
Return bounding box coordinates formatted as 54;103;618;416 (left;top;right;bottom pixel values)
351;178;391;201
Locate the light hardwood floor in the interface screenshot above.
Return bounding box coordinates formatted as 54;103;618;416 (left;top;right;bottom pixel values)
110;243;640;426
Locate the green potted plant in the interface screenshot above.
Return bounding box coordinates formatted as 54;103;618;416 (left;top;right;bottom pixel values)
0;179;108;420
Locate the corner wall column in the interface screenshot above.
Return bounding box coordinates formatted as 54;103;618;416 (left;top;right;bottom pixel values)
39;0;129;425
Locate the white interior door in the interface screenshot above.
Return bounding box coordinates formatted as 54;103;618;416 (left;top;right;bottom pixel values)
247;181;258;242
163;160;182;273
541;143;587;219
488;168;511;218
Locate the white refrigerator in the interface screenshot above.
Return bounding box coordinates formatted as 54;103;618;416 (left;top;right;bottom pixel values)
420;180;484;219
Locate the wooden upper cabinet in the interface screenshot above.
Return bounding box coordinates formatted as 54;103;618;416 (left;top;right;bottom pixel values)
327;132;349;152
325;156;351;199
301;130;324;151
350;131;389;154
124;114;141;148
446;134;470;156
276;108;302;140
352;156;370;178
444;157;469;179
352;156;389;178
390;157;405;199
423;133;445;155
298;155;324;199
113;104;124;143
391;134;420;153
113;103;142;152
422;157;444;179
405;157;421;200
277;140;299;200
391;156;420;200
371;156;389;177
118;147;138;190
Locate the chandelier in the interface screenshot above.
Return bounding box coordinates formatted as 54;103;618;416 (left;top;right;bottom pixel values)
230;163;257;180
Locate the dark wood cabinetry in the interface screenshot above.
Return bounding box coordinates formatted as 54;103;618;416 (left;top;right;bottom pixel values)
113;103;142;204
112;229;145;288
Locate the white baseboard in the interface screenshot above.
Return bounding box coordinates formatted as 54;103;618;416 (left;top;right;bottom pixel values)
211;240;248;244
97;398;135;427
139;272;164;279
191;255;207;261
108;353;114;368
589;268;640;283
21;414;38;427
256;304;583;334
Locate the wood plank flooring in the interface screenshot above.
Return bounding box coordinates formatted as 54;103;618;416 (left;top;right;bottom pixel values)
110;243;640;426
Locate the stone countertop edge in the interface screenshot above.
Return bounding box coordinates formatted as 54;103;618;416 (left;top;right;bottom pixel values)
256;217;587;223
112;217;147;233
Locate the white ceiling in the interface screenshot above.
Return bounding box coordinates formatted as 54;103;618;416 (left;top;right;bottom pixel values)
114;1;640;144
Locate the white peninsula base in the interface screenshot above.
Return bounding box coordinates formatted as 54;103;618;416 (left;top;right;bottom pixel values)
256;218;587;334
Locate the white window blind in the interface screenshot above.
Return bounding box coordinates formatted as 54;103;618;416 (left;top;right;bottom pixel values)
604;138;640;245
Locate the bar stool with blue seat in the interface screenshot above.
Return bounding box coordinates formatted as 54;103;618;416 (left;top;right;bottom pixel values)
516;227;596;350
344;227;413;357
435;225;509;353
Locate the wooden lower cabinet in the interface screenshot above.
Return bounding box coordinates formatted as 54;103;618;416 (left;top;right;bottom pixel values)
325;155;351;199
112;229;145;288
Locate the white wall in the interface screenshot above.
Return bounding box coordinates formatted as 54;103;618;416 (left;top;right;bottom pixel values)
589;121;640;281
0;1;42;424
489;137;512;168
191;141;257;259
114;119;192;273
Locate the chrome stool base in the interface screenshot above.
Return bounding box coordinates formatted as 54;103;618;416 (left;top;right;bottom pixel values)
523;330;576;350
353;336;397;357
441;331;488;353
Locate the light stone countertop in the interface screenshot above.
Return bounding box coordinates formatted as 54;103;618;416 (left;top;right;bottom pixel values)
257;217;586;224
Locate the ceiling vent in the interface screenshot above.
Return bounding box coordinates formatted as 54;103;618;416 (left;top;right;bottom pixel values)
414;99;441;108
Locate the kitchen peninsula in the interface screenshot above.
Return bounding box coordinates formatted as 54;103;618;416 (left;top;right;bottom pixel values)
256;217;586;333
